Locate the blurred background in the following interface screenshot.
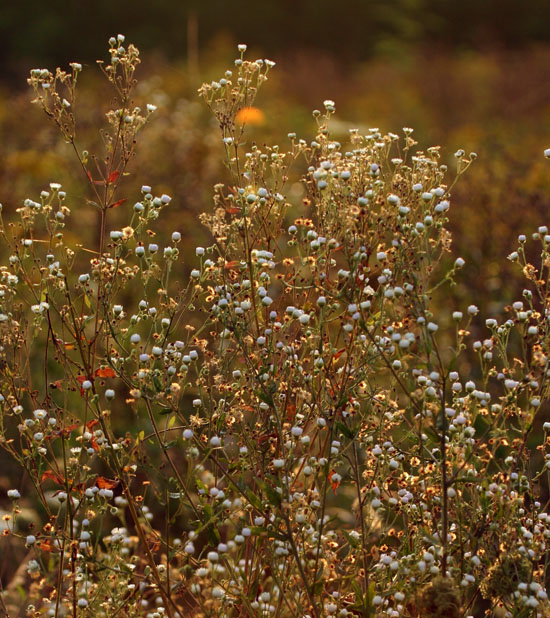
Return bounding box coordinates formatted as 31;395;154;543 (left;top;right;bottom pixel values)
1;0;550;313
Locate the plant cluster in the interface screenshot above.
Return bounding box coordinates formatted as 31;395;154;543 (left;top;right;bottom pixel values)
2;37;550;618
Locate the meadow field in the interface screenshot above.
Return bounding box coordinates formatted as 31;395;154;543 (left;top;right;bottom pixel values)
2;31;550;618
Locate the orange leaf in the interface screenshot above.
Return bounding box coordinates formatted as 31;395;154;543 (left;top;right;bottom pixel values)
90;436;100;452
224;260;240;270
96;476;119;490
76;376;88;384
285;403;296;421
41;470;65;485
95;367;116;378
39;539;58;553
108;198;127;209
148;540;160;552
86;419;99;430
328;470;340;494
333;348;346;362
107;170;120;184
226;207;241;214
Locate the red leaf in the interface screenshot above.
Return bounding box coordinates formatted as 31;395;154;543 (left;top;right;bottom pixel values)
285;403;296;421
107;170;120;184
226;207;241;214
108;198;127;209
86;419;99;430
41;470;65;486
95;367;116;378
76;376;87;384
333;348;346;363
328;470;340;494
90;436;100;452
148;540;160;552
96;476;119;490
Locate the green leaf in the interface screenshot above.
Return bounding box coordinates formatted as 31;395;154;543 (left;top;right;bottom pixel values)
262;482;282;507
246;490;262;510
343;530;360;549
312;579;324;595
257;389;274;407
336;421;355;440
250;526;266;536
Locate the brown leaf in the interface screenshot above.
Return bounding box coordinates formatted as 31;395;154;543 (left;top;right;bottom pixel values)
41;470;65;485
